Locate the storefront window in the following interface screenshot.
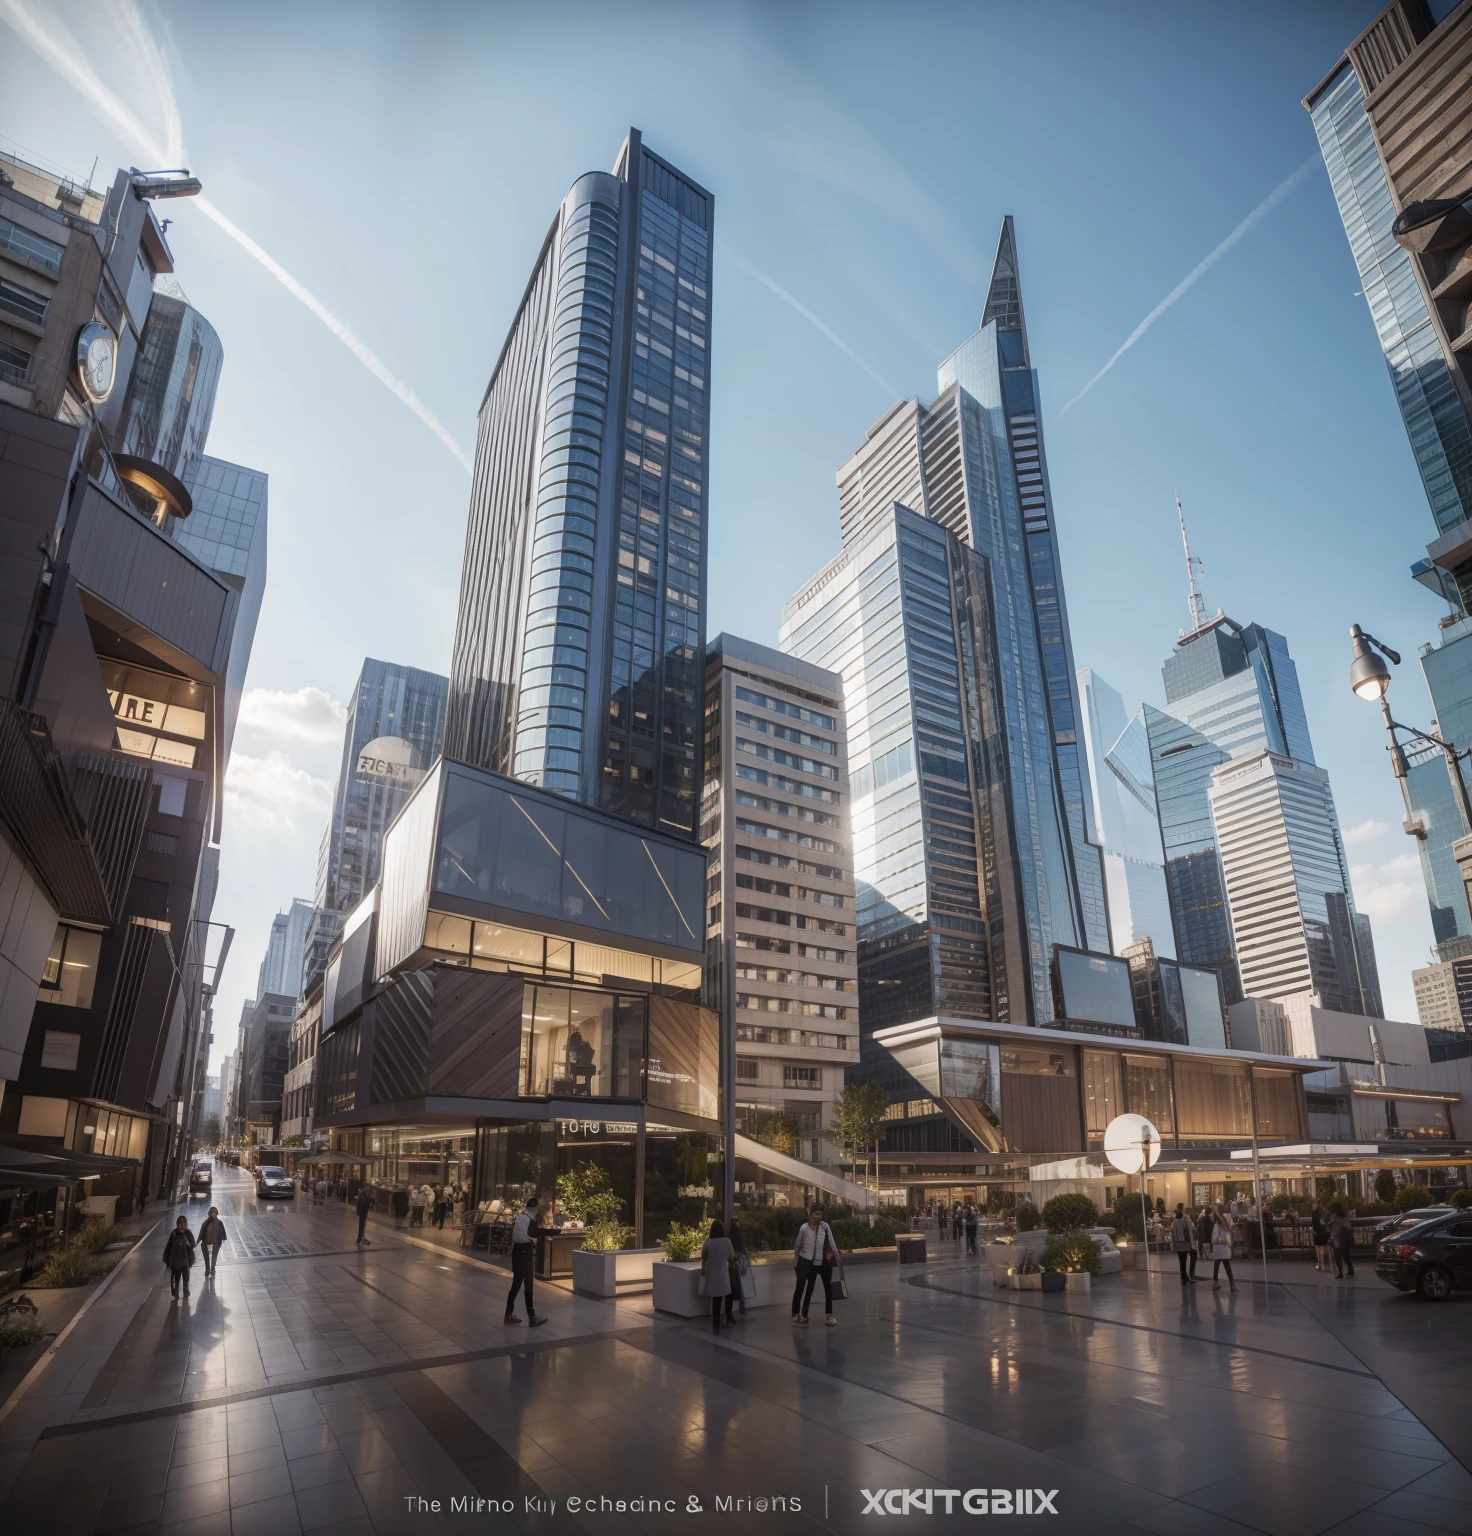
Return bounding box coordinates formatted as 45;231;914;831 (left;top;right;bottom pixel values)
554;1121;636;1235
1123;1054;1175;1135
1173;1057;1251;1144
1083;1051;1121;1150
1252;1068;1305;1141
474;1121;549;1212
522;986;645;1098
643;1128;722;1245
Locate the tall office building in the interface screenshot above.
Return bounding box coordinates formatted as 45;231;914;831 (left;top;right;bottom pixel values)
1208;752;1383;1017
447;128;711;838
302;658;448;995
257;900;313;1001
703;635;859;1174
1146;612;1321;1002
1411;954;1472;1057
1306;2;1472;959
785;222;1099;1054
1078;669;1174;957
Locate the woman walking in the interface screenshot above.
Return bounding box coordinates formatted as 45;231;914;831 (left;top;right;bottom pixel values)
162;1216;196;1300
1170;1203;1197;1284
792;1205;840;1327
1310;1198;1331;1272
700;1219;734;1334
1330;1203;1356;1278
728;1216;750;1322
1209;1207;1238;1292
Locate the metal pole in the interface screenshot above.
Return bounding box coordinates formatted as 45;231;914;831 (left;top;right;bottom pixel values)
721;932;736;1228
1249;1069;1268;1287
1139;1137;1153;1297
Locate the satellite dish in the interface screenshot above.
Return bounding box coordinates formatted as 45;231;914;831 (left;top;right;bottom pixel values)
1103;1113;1161;1176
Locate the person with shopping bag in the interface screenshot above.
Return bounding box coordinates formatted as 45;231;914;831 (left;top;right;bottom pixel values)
792;1205;842;1327
1210;1206;1238;1292
699;1219;735;1333
728;1216;754;1322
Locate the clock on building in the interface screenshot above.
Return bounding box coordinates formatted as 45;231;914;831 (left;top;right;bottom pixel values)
75;321;117;404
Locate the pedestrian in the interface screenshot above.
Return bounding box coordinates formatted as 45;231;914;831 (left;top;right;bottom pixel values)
392;1186;409;1228
791;1205;839;1328
163;1216;196;1299
433;1186;447;1229
700;1219;735;1333
505;1195;548;1327
1210;1208;1238;1293
198;1206;228;1278
1330;1203;1356;1278
409;1184;425;1227
938;1204;949;1240
355;1185;373;1246
1195;1204;1213;1273
1170;1204;1197;1284
1310;1199;1331;1272
964;1203;978;1256
729;1216;751;1322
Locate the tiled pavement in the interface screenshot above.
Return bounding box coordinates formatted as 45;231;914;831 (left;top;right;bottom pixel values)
1;1168;1470;1535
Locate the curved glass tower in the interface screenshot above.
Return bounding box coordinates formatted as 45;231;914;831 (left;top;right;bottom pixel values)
448;129;712;838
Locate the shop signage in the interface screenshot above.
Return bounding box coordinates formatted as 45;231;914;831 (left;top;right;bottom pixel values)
356;734;420;784
108;689;206;739
558;1119;638;1136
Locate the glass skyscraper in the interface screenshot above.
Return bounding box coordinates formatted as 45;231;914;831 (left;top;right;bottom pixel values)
447;129;711;839
1077;669;1174;958
782;223;1098;1044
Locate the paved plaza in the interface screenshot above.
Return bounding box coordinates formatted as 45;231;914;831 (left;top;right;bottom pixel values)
0;1167;1469;1535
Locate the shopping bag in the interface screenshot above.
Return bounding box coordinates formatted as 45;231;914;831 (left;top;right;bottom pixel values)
697;1269;711;1297
740;1266;756;1301
831;1255;848;1302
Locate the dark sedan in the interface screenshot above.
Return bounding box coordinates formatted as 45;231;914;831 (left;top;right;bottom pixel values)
254;1165;295;1200
1375;1211;1472;1300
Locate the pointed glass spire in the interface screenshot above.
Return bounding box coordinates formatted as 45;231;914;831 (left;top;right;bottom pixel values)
981;217;1026;360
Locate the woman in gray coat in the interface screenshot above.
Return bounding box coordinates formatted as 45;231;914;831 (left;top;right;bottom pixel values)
700;1219;734;1333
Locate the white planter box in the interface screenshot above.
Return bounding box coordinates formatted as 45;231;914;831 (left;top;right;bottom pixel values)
572;1246;664;1297
991;1265;1012;1288
653;1259;788;1316
1065;1271;1092;1294
1010;1271;1042;1291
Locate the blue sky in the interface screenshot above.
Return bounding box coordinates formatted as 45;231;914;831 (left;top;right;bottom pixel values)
2;0;1445;1063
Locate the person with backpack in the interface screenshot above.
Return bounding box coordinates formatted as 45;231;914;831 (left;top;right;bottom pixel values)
162;1216;196;1299
792;1206;840;1327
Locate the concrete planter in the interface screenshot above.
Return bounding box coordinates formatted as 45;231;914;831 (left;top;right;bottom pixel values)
991;1265;1012;1288
1065;1271;1092;1295
1116;1245;1137;1270
655;1259;792;1316
571;1246;663;1298
1010;1271;1043;1291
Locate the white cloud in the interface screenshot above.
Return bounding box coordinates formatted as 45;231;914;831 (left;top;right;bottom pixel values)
1351;855;1423;924
224;750;333;831
237;686;346;745
1342;819;1390;847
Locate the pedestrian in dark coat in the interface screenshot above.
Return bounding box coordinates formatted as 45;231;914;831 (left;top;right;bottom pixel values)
198;1208;228;1276
162;1216;195;1299
355;1186;372;1245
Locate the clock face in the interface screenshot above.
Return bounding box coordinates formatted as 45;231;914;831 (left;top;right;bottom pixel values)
75;322;117;404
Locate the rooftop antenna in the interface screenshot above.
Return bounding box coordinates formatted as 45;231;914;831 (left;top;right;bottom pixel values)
1177;492;1209;635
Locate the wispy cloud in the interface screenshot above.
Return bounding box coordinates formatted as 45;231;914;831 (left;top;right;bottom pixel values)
223;751;333;831
237;686;347;746
1350;851;1424;924
723;246;897;399
0;0;474;472
1060;155;1321;415
1342;818;1390;847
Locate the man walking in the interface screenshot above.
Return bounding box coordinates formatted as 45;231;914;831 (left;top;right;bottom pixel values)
163;1216;196;1300
1170;1203;1197;1284
791;1205;840;1327
199;1207;228;1277
355;1185;373;1246
963;1203;978;1256
506;1195;549;1326
1330;1204;1356;1278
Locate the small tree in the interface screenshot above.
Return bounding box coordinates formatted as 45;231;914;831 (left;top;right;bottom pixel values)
1374;1169;1397;1205
830;1082;890;1209
743;1109;801;1158
1040;1193;1099;1233
1014;1203;1040;1232
1394;1183;1431;1213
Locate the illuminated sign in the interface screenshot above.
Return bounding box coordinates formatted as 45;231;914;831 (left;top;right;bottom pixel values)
107;690;206;740
356;735;419;784
558;1120;638;1136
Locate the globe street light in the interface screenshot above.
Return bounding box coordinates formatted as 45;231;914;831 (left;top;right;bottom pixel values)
1348;623;1472;837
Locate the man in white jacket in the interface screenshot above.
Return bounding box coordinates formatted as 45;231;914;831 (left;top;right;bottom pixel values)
792;1206;840;1327
505;1196;550;1327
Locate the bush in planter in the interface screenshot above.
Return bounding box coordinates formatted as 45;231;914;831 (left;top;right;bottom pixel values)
35;1239;104;1288
78;1222;124;1254
1394;1184;1432;1213
1039;1234;1103;1276
1451;1189;1472;1210
1374;1169;1397;1205
1014;1203;1040;1232
660;1223;704;1261
1267;1194;1312;1218
830;1216;902;1250
1040;1194;1098;1233
582;1221;633;1253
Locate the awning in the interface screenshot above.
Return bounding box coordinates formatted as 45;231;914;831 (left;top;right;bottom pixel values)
0;1143;139;1179
0;1166;73;1191
295;1151;377;1165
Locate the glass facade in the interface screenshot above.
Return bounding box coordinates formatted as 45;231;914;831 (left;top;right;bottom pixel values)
1078;670;1174;955
1309;65;1472;541
114;293;223;486
447;132;711;839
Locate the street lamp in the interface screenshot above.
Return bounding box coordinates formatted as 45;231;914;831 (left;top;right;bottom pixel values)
1347;623;1472;836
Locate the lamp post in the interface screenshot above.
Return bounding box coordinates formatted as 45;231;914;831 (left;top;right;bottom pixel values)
1348;624;1472;838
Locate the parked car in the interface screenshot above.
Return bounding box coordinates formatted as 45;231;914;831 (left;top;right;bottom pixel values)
1374;1211;1472;1300
188;1161;212;1196
254;1165;295;1200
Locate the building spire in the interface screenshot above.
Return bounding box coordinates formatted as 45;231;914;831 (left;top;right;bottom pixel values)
1177;492;1209;633
982;216;1028;364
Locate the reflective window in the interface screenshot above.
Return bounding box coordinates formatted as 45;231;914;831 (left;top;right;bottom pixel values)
1173;1057;1250;1143
1252;1067;1304;1141
37;925;101;1009
522;985;644;1099
1082;1050;1122;1149
1123;1053;1174;1134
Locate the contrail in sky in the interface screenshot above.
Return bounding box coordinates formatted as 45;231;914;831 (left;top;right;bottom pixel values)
1060;154;1320;415
0;0;474;473
723;245;898;399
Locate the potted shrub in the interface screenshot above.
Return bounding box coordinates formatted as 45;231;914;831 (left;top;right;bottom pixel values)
1040;1193;1099;1235
1041;1233;1103;1294
569;1221;666;1297
651;1223;710;1316
1009;1251;1042;1291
